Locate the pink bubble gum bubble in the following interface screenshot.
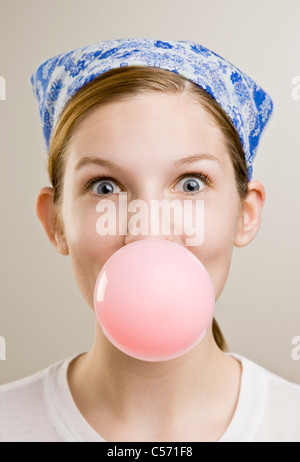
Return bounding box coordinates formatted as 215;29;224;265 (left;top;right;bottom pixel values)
94;239;215;362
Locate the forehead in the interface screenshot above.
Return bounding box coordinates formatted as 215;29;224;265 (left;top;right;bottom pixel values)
66;92;231;172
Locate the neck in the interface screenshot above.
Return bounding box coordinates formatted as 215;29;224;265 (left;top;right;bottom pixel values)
68;324;241;441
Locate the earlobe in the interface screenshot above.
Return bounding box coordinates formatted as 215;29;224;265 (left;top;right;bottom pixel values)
35;187;69;256
234;181;266;248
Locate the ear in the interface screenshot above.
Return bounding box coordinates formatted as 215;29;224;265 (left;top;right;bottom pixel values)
234;181;266;247
35;187;69;255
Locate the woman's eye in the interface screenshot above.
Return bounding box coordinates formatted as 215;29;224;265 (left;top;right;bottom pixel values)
88;178;121;195
85;173;210;196
175;174;208;194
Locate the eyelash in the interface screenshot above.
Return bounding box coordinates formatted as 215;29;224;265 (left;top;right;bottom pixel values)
83;171;212;195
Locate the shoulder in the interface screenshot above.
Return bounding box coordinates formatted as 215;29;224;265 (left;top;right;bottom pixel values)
0;357;71;442
245;356;300;404
261;364;300;419
0;366;48;409
234;354;300;442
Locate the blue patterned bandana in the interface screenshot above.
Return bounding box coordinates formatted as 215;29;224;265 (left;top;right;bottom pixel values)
29;38;273;180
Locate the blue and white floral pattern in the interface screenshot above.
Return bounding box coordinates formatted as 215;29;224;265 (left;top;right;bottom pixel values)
29;38;274;180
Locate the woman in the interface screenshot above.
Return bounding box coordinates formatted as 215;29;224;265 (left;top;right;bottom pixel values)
1;38;299;442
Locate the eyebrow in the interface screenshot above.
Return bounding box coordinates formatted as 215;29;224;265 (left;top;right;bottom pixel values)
174;153;221;166
74;153;221;172
74;156;123;172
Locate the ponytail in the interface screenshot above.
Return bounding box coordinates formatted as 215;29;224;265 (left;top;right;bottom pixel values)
212;318;228;352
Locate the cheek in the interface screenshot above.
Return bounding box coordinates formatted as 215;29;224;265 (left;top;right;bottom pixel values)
64;201;99;256
187;193;240;298
62;200;123;307
202;192;240;248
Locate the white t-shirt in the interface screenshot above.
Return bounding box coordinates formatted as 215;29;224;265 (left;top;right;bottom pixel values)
0;352;300;442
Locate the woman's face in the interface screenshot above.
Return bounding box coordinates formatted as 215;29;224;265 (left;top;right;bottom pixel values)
60;93;243;308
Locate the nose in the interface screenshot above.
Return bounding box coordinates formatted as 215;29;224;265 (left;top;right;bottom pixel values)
124;233;179;246
122;189;186;248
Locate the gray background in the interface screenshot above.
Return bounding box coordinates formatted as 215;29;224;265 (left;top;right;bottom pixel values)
0;0;300;384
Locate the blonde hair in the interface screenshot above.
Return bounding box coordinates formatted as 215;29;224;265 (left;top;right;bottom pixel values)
48;66;250;352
